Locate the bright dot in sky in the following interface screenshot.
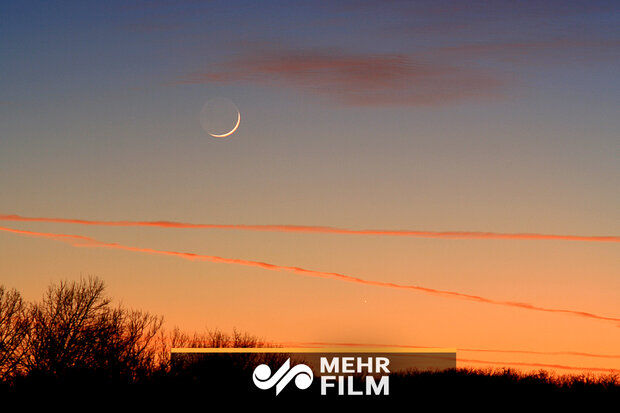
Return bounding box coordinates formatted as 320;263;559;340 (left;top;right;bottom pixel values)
199;97;240;138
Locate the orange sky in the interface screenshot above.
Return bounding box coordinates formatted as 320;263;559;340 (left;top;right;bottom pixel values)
1;219;618;375
1;1;619;378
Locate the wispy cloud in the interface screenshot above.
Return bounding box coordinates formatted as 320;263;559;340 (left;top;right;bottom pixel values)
338;0;619;35
2;225;619;325
173;39;618;105
285;341;620;359
155;0;618;106
436;39;620;63
1;214;618;243
281;340;620;372
175;49;505;106
458;357;620;374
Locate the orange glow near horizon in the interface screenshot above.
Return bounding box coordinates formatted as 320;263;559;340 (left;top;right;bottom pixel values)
2;222;619;376
1;224;619;325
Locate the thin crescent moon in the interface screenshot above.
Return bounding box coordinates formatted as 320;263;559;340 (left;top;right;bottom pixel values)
209;110;240;138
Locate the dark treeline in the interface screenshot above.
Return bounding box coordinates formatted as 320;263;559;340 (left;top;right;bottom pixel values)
1;277;618;407
0;277;165;384
0;277;268;382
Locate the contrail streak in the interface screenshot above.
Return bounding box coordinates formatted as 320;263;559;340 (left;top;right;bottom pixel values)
1;214;618;243
457;358;620;374
282;342;620;359
1;225;619;325
171;338;620;373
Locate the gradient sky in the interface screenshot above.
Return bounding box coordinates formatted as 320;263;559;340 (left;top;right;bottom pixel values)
1;1;619;374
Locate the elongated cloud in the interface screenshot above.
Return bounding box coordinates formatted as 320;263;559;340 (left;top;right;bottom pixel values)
175;49;503;106
358;353;620;374
1;225;619;325
284;342;620;360
1;214;618;243
457;358;620;374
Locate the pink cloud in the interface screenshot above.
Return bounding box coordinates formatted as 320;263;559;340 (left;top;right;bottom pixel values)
176;50;505;106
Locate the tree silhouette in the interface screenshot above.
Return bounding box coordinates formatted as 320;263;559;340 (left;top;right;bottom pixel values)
21;277;163;380
1;278;619;404
0;286;29;379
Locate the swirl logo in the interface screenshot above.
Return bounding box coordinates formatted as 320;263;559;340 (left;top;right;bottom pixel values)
252;358;314;395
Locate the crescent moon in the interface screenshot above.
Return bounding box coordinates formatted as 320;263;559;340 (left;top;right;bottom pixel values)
209;110;240;138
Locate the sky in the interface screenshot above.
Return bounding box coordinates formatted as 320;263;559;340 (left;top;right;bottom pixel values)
1;0;619;374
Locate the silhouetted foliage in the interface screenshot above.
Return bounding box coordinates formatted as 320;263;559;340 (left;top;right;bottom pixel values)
1;278;618;407
23;277;163;381
0;277;164;385
169;326;266;349
0;286;28;378
166;326;288;378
